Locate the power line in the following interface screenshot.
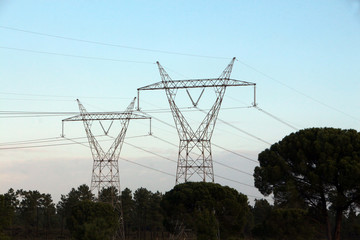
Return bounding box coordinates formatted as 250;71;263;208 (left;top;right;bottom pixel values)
0;134;147;149
212;143;259;164
0;98;74;102
73;136;263;197
91;139;264;197
0;136;65;146
151;133;258;173
0;140;85;150
119;157;175;177
0;46;155;64
0;25;230;60
235;59;360;123
0;91;131;100
125;135;254;178
215;175;254;188
0;105;252;116
143;113;261;164
113;134;258;187
255;106;299;131
193;108;272;146
141;105;252;114
2;24;358;124
0;134;265;198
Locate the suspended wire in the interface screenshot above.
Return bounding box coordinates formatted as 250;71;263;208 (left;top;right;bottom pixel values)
0;98;75;102
254;106;299;131
151;134;178;147
0;136;65;146
60;134;176;177
151;133;257;173
123;140;176;163
0;132;265;198
125;136;254;178
143;112;260;164
0;140;85;150
215;175;254;188
0;114;70;119
143;105;272;146
2;25;358;123
227;95;301;131
0;91;131;100
193;108;272;146
63;136;89;148
234;59;360;123
141;105;252;114
0;105;251;117
216;117;272;146
211;143;259;164
113;135;258;186
0;46;155;64
119;157;175;177
0;25;230;60
0;134;147;149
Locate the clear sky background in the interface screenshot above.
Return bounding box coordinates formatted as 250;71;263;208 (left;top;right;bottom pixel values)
1;0;360;204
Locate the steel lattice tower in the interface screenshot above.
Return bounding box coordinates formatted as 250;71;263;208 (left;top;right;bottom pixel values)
138;58;256;184
62;97;150;240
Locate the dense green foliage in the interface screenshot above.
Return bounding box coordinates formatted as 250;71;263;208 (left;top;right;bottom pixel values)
161;182;249;240
66;200;118;240
254;127;360;240
1;181;360;239
0;193;14;240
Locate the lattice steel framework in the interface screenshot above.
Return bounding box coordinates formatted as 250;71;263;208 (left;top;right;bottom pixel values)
62;97;150;240
138;58;256;184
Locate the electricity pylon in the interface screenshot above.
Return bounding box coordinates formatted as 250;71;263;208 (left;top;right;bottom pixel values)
62;97;150;240
137;58;256;184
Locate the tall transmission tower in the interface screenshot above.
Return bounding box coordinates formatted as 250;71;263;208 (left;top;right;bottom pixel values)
62;97;150;240
137;58;256;184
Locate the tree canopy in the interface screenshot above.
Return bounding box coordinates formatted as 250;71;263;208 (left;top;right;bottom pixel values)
66;200;118;240
161;181;249;240
254;127;360;240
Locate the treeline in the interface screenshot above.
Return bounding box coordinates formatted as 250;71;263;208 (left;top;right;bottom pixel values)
0;185;166;240
1;182;360;240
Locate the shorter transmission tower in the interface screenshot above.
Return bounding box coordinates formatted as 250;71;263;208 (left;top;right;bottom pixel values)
62;97;150;240
138;58;256;184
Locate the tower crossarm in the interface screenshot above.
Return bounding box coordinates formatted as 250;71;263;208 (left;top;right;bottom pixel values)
137;78;255;91
62;112;149;121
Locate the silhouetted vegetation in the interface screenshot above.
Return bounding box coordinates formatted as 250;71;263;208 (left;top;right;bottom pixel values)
1;183;360;239
254;127;360;240
2;128;360;239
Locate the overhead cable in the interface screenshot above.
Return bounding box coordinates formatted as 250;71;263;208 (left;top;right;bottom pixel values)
0;46;155;64
0;25;230;60
255;106;299;131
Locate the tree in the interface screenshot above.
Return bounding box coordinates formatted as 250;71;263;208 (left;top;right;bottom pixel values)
0;193;15;240
254;127;360;240
121;188;134;237
251;199;272;234
253;208;317;240
147;191;164;239
161;182;249;240
66;200;118;240
57;184;94;236
133;187;152;240
341;207;360;240
98;186;120;205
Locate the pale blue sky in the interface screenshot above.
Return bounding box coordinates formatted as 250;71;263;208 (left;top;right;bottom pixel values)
0;0;360;203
